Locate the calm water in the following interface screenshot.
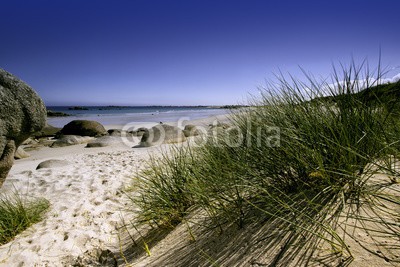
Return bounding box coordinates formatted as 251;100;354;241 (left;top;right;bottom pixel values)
47;106;230;127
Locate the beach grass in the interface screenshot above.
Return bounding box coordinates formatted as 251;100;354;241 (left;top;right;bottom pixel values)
130;62;400;265
132;146;197;228
0;192;49;245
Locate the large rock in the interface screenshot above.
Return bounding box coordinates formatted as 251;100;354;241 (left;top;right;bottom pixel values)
86;136;121;147
139;124;186;147
20;137;52;151
37;138;56;147
22;138;38;145
60;120;106;137
183;124;203;137
51;135;93;148
0;69;46;186
33;123;61;138
107;129;122;136
36;159;71;169
130;127;148;137
14;146;30;159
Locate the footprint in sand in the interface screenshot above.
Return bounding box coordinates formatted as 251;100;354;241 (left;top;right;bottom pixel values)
21;170;33;177
38;187;48;194
31;245;41;253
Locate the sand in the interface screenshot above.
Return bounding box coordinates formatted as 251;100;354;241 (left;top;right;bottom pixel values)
0;139;147;266
0;115;230;266
0;113;398;266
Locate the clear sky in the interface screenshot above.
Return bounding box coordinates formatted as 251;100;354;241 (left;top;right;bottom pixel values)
1;0;399;106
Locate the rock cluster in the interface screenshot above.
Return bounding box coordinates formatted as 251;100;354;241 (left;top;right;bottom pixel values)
139;124;187;147
0;69;46;186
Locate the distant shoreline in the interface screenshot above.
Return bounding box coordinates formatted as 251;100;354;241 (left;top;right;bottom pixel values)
46;104;246;110
46;106;233;128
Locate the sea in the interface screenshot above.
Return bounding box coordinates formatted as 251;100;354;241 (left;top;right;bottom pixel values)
46;106;231;128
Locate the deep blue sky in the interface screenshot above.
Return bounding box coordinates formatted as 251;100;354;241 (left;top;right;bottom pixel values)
1;0;399;106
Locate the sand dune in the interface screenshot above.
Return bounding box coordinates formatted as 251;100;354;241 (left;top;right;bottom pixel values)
2;113;396;266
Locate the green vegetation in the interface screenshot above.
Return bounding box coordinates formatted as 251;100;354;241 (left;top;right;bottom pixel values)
317;79;400;108
0;192;49;245
132;147;196;228
46;110;70;117
68;106;89;110
130;63;400;265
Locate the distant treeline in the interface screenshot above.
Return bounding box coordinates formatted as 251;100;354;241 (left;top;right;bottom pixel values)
219;105;249;109
314;81;400;110
68;106;88;110
46;110;70;117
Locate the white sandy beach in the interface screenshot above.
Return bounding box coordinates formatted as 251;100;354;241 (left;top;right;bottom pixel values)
0;115;229;266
